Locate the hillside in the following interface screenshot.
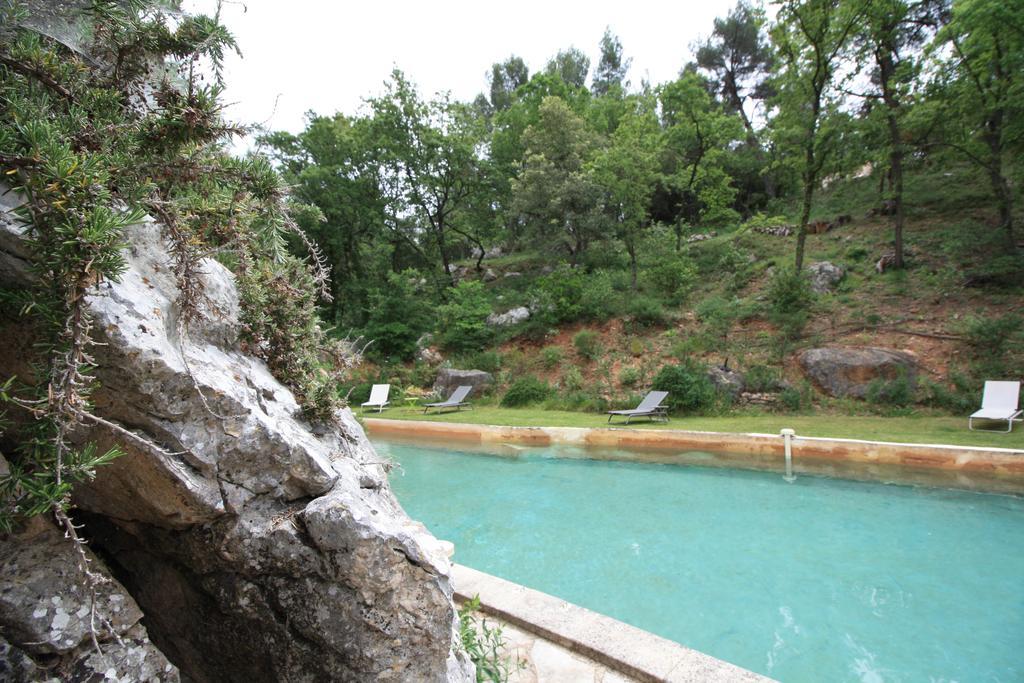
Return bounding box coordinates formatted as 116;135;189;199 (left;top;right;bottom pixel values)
346;160;1022;419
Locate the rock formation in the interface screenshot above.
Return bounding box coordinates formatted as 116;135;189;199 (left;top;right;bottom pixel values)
0;191;473;682
807;261;845;294
0;508;178;682
432;368;494;398
798;346;918;399
486;306;531;328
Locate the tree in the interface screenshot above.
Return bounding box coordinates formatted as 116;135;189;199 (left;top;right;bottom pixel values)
929;0;1023;252
592;28;631;96
369;71;486;287
658;72;743;249
545;47;591;89
694;1;775;146
853;0;946;269
593;100;663;289
512;96;606;265
772;0;865;269
488;55;529;112
262;114;390;325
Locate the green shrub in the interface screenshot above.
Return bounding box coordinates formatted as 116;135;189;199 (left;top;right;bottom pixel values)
579;271;618;319
961;314;1022;357
573;330;600;360
690;241;746;276
767;266;814;314
744;364;782;393
644;257;697;304
866;372;915;407
920;373;977;414
436;281;493;352
561;366;584;391
651;361;716;413
846;246;869;262
534;267;614;324
618;366;641;387
627;338;645;357
344;382;373;404
779;386;805;412
361;271;432;362
624;296;667;331
501;375;553;407
539;346;564;369
767;267;814;340
464;350;502;374
670;337;702;359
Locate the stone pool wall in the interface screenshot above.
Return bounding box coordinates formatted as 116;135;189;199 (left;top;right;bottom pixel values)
363;419;1024;495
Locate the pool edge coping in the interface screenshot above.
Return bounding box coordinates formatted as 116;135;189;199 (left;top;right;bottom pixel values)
365;418;1024;493
364;417;1024;455
451;563;774;683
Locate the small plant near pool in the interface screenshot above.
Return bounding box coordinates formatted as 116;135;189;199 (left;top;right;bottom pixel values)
458;596;520;682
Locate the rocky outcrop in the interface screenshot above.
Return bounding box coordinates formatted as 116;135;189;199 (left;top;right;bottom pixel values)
433;368;494;398
707;365;745;398
487;306;531;327
0;193;472;682
0;514;178;682
798;346;918;399
808;261;845;294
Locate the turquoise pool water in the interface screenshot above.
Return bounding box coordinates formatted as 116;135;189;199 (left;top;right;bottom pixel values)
377;440;1024;682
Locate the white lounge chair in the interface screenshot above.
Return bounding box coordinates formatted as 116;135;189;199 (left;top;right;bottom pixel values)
969;381;1022;433
361;384;390;413
607;391;669;424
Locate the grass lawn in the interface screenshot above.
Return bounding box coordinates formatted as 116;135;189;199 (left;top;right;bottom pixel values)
361;405;1024;450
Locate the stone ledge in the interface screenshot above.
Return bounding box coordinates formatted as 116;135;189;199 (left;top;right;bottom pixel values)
452;564;772;683
364;419;1024;494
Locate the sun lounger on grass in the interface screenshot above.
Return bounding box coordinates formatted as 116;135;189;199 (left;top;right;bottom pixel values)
423;385;473;414
607;391;669;424
969;380;1022;433
361;384;390;413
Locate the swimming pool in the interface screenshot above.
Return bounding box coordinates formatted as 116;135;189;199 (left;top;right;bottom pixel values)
377;439;1024;682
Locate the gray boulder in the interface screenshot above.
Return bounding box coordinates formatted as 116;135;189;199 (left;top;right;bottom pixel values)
482;267;498;282
0;515;178;681
707;365;745;397
487;306;531;327
0;191;472;682
798;346;917;399
433;368;493;398
808;261;845;294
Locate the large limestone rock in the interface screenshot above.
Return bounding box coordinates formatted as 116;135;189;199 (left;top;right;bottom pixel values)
707;365;745;398
0;194;472;682
0;515;177;682
433;368;494;398
808;261;845;294
798;346;918;399
487;306;531;327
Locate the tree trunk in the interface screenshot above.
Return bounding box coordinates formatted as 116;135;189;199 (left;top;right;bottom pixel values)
878;45;905;269
795;182;812;271
626;239;638;291
434;223;454;286
988;158;1016;250
795;135;816;271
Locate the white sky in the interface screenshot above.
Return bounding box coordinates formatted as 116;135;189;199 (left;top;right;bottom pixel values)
187;0;741;139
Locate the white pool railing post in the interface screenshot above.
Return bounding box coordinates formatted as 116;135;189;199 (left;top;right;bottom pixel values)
781;428;796;483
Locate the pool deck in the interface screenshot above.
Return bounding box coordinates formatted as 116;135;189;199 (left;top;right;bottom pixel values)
453;564;773;682
364;418;1024;494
